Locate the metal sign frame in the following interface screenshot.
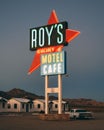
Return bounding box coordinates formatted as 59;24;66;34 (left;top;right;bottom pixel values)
45;74;62;114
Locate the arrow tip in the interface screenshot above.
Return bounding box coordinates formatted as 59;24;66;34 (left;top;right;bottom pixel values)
48;9;59;24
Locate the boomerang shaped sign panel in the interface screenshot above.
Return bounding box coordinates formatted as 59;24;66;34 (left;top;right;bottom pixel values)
28;10;80;74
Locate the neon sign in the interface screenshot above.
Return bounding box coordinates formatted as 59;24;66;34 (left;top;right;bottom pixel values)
30;22;68;51
28;10;80;74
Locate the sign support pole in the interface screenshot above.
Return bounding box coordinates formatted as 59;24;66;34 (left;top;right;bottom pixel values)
58;74;62;114
45;75;49;114
45;74;62;114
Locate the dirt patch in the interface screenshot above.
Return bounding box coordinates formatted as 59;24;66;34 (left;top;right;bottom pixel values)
0;113;104;130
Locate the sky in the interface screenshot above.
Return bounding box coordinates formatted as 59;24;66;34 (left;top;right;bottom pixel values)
0;0;104;101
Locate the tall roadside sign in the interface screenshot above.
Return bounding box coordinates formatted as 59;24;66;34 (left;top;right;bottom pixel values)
28;10;80;114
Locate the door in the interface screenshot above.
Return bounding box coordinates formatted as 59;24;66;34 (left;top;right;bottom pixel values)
26;104;29;112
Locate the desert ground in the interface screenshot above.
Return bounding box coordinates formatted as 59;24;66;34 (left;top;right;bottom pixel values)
0;113;104;130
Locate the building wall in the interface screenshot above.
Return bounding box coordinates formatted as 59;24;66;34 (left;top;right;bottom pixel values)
0;102;8;112
0;98;67;113
33;99;67;112
7;99;34;112
51;101;67;112
7;99;21;112
33;100;45;112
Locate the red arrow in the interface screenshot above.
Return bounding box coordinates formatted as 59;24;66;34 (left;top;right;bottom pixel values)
28;10;80;74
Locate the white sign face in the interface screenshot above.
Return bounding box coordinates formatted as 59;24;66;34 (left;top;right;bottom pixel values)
41;51;66;76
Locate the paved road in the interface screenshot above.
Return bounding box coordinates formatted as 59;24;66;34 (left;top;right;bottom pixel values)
0;113;104;130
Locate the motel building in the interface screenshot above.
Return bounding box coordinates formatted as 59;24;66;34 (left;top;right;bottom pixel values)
0;97;68;113
33;99;45;112
33;99;68;113
51;100;68;112
0;97;8;112
7;98;34;112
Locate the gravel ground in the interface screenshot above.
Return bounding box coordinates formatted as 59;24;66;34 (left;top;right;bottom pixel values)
0;113;104;130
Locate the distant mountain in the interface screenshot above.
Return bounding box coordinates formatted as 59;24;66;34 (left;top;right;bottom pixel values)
0;88;57;100
0;88;44;100
0;91;10;99
64;98;104;107
0;88;104;107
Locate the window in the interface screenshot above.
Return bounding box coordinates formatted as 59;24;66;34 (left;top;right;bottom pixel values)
14;104;17;109
8;104;11;109
76;109;87;112
37;104;41;109
70;110;74;112
55;104;58;108
2;102;5;108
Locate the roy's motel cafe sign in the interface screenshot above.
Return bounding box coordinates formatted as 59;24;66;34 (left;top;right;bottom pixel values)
28;10;80;115
28;10;80;75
